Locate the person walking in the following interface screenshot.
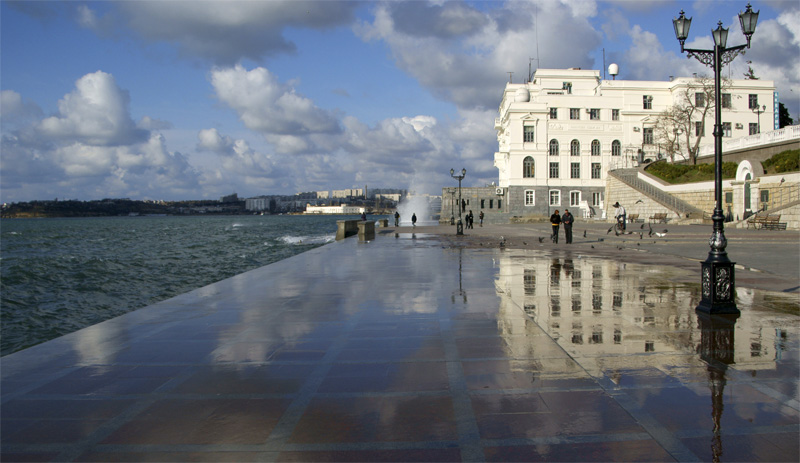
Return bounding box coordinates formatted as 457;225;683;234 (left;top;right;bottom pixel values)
550;209;561;243
613;202;626;231
561;208;574;244
394;211;400;227
467;210;474;229
411;213;417;227
479;211;484;227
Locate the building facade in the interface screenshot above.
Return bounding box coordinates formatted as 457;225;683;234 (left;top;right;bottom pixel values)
493;68;776;219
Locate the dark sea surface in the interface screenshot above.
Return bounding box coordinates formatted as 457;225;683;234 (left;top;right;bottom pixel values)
1;214;373;356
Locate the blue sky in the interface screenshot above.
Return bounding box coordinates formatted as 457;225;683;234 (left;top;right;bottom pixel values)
2;0;798;202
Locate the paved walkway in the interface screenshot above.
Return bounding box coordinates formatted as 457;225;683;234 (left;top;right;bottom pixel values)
2;227;798;462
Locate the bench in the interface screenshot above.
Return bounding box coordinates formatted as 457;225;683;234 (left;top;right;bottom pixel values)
649;212;668;224
747;214;786;230
627;213;640;223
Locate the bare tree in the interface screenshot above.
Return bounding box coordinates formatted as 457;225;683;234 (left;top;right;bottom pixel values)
654;76;728;165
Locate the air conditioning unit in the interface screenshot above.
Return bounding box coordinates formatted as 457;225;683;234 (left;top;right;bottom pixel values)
495;187;504;195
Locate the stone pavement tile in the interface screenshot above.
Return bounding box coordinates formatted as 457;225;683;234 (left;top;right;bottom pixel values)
335;336;447;362
277;448;462;462
2;418;109;445
288;396;458;443
681;431;799;462
172;364;317;395
100;398;290;445
483;439;677;462
473;390;645;439
461;359;595;391
625;382;799;432
77;450;274;462
317;362;450;393
0;450;61;462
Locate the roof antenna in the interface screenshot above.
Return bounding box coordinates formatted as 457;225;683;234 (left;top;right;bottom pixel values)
507;72;514;83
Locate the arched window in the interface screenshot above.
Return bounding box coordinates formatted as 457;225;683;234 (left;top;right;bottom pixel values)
571;139;580;156
523;156;535;178
591;139;601;156
549;139;559;156
611;140;621;156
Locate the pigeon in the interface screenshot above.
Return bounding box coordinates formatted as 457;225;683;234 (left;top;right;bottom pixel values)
591;245;595;249
639;233;643;239
640;224;645;229
607;226;613;234
583;230;587;238
538;236;545;243
655;231;668;237
635;199;644;204
523;241;527;246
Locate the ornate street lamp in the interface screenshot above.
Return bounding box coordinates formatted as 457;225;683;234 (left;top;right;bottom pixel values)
450;168;466;235
673;3;758;314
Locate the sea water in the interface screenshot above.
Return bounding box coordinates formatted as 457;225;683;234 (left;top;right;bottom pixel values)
0;214;377;355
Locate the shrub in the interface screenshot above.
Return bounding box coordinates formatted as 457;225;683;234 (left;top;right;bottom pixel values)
645;160;738;184
762;149;800;174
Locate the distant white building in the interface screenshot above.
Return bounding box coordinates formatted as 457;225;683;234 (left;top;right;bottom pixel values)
493;67;776;218
304;204;365;215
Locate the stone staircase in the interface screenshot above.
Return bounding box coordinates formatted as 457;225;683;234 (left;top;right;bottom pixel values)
608;169;706;221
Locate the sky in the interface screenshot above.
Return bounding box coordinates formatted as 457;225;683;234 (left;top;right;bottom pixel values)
2;0;798;202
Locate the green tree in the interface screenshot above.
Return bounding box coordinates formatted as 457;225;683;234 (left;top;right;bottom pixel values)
778;102;794;128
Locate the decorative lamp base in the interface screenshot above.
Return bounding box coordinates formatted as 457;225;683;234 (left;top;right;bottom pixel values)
697;260;739;314
456;219;464;235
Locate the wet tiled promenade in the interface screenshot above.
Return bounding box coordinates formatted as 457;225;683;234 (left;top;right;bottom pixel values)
2;230;798;462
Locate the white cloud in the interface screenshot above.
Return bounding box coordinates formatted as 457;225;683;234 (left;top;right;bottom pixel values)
210;65;341;154
1;90;43;128
37;71;148;146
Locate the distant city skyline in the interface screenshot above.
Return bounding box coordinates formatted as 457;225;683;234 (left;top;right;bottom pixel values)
2;1;798;202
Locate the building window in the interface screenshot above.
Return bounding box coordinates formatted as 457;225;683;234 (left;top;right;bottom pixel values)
571;162;580;179
549;162;559;179
723;122;732;137
489;199;493;208
549;189;560;206
589;108;600;120
523;156;534;178
748;94;758;109
570;139;580;156
562;82;572;94
760;190;769;203
523;125;535;143
695;93;705;107
549;107;558;119
480;199;485;208
570;108;580;120
591;163;601;179
611;140;621;156
643;95;653;109
695;121;705;137
749;123;759;135
722;93;732;109
570;191;581;206
643;127;654;144
591;139;600;156
549;139;559;156
612;109;620;121
592;192;602;206
525;190;535;206
498;200;501;209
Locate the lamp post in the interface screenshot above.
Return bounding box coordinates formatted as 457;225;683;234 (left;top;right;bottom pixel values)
752;104;766;133
450;168;466;235
673;3;758;314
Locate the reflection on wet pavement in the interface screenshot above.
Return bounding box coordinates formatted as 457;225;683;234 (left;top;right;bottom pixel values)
1;236;798;462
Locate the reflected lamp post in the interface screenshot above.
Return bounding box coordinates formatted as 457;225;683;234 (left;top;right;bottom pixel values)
450;168;466;235
752;104;766;133
673;3;758;314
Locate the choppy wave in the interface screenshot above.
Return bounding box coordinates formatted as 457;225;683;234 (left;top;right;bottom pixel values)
0;215;377;356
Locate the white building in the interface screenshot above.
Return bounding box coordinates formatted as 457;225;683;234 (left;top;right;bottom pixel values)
494;68;776;218
304;204;365;215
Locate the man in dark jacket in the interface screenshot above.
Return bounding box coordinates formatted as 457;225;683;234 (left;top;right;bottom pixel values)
561;209;574;244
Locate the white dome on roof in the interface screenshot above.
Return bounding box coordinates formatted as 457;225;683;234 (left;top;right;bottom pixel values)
608;63;619;77
515;87;530;102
